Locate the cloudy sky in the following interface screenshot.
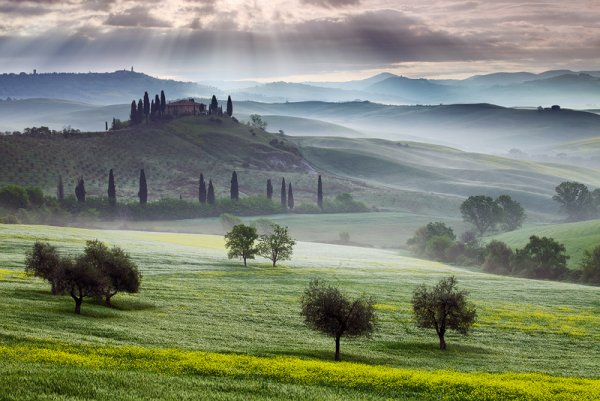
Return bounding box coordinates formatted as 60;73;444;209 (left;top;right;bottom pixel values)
0;0;599;82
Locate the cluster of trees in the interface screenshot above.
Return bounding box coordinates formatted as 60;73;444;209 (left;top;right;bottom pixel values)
460;195;525;236
1;126;81;137
0;184;44;209
25;241;141;314
129;91;166;125
300;276;476;360
224;223;296;267
553;181;600;221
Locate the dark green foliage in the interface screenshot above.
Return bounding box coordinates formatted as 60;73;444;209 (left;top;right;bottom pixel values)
512;236;569;279
322;193;368;213
250;114;267;130
207;180;215;205
160;91;166;116
150;99;155;116
553;181;595;221
108;169;116;207
75;177;86;203
138;169;147;205
210;95;219;115
79;240;141;306
199;173;206;203
57;175;64;202
0;184;29;209
57;256;108;315
460;195;502;235
230;171;239;200
407;222;456;257
287;183;294;210
301;279;376;361
137;99;143;122
256;224;296;267
280;178;287;208
130;100;138;124
266;179;273;200
226;95;233;117
412;276;476;350
496;195;525;231
580;245;600;284
143;92;150;121
225;224;258;266
317;175;323;209
484;240;513;274
24;242;62;295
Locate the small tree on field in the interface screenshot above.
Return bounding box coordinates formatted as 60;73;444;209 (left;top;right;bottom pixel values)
552;181;595;221
57;256;108;315
225;224;258;266
257;224;296;267
301;279;376;361
496;195;525;231
75;176;86;203
407;222;456;257
138;169;147;205
460;196;502;235
207;180;215;205
25;242;62;295
266;179;273;200
412;276;476;350
108;169;116;207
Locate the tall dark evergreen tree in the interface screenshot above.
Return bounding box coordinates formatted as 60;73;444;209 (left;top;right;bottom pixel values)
130;100;138;123
143;92;150;122
137;99;144;122
226;95;233;117
108;169;116;207
317;175;323;209
138;169;147;205
75;177;86;203
210;95;218;114
280;178;287;208
266;179;273;200
155;94;160;112
207;180;215;205
57;175;64;202
288;183;294;210
199;173;207;203
160;91;166;116
230;171;239;200
150;100;155;116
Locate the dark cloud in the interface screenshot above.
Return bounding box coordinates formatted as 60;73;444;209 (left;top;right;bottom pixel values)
105;6;171;28
0;3;52;15
301;0;361;7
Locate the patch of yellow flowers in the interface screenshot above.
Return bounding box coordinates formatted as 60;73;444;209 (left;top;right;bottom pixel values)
1;342;599;400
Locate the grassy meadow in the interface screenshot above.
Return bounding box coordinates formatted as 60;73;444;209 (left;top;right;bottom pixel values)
1;223;599;400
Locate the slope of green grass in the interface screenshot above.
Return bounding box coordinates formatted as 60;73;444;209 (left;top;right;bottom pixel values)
490;219;600;267
0;224;599;400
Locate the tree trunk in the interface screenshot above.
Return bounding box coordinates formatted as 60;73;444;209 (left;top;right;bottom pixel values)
243;257;247;267
335;335;341;361
74;298;82;315
272;259;277;267
438;334;446;351
51;280;58;295
105;295;112;307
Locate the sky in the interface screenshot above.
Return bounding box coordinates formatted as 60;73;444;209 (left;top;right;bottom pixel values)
0;0;599;82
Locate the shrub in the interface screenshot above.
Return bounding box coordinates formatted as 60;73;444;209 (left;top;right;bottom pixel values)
580;245;600;284
512;236;569;279
484;240;513;274
0;184;29;209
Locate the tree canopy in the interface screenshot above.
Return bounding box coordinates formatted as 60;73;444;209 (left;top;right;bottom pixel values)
460;195;502;235
256;224;295;267
225;224;258;266
552;181;595;221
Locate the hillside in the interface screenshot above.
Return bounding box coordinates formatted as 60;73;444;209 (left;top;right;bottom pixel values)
490;219;600;267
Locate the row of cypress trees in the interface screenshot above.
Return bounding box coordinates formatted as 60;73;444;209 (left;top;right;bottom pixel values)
130;91;167;124
59;170;325;209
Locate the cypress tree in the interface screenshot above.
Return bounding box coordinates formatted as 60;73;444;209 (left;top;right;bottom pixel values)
155;94;160;112
150;100;155;116
207;180;215;205
57;175;64;202
105;121;108;131
266;179;273;200
143;92;150;121
137;99;144;123
199;173;206;203
280;178;287;208
75;176;86;203
138;169;147;205
160;91;166;116
226;95;233;117
130;100;137;123
210;95;218;114
317;175;323;209
288;182;294;210
108;169;116;207
230;171;239;200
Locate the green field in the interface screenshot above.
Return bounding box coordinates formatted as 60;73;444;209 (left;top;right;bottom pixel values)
1;223;599;400
490;219;600;267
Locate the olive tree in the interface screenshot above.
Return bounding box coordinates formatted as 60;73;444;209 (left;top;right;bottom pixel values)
25;242;62;294
225;224;258;266
412;276;476;350
57;256;108;315
256;224;296;266
301;279;376;361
